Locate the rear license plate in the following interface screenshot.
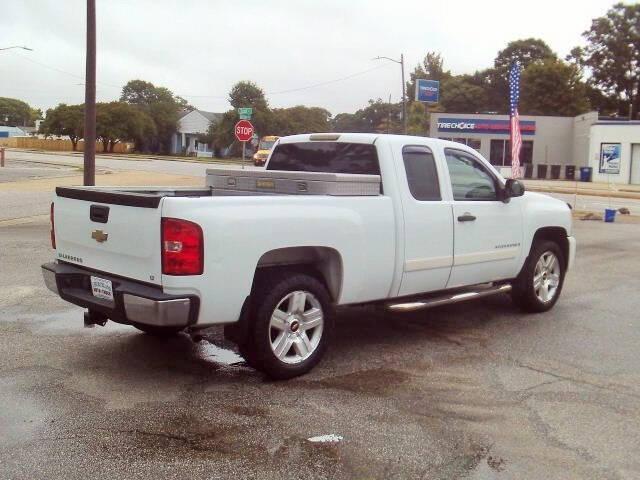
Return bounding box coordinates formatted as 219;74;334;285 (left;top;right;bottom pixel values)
90;276;113;302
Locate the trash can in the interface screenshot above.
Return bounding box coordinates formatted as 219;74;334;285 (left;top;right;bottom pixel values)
524;164;533;179
604;208;617;223
537;165;548;179
580;167;593;182
565;165;576;180
551;165;561;179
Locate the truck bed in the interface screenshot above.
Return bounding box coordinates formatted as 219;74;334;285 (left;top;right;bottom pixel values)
56;168;382;207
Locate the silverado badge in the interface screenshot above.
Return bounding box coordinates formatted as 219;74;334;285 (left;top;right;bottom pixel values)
91;229;109;243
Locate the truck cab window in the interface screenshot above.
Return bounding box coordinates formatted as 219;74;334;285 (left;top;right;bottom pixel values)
402;146;441;201
444;148;497;201
267;142;380;175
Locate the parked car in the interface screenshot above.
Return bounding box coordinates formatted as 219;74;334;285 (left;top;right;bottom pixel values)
253;135;279;166
42;133;575;379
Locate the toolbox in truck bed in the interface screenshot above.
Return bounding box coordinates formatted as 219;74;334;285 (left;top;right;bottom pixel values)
206;168;381;196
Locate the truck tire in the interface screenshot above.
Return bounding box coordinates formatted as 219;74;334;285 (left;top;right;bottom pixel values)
243;270;333;380
132;323;184;337
512;240;565;313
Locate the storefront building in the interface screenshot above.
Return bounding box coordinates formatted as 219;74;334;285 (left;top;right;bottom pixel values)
430;112;640;185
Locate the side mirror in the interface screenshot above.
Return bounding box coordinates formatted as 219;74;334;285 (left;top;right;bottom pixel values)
503;179;525;201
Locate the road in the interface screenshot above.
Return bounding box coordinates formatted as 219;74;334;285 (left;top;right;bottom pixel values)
4;149;640;215
1;215;639;479
4;149;259;177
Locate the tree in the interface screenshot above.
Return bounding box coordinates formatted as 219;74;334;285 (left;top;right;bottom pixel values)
494;38;557;72
40;104;84;150
573;3;640;118
406;102;431;136
440;77;490;114
120;80;186;153
406;52;451;104
270;106;331;136
0;97;40;126
210;81;273;155
96;102;156;152
332;112;363;132
228;81;269;111
332;100;401;133
520;59;590;116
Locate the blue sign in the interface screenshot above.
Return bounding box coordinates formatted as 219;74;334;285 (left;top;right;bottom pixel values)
599;143;621;174
437;117;536;135
416;79;440;103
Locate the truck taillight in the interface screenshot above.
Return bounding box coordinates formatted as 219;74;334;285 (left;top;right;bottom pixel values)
50;202;56;249
161;217;203;275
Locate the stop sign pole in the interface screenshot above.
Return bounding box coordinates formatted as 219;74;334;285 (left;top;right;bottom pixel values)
235;120;254;169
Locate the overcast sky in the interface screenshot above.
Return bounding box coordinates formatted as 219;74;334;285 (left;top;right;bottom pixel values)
0;0;623;116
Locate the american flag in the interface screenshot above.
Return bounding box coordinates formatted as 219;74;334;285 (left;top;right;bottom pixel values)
509;61;522;179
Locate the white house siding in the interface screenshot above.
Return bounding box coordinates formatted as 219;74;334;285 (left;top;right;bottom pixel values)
179;110;212;135
171;110;221;155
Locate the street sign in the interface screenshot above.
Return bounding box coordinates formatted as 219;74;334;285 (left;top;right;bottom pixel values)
416;79;440;103
235;120;254;142
238;107;253;120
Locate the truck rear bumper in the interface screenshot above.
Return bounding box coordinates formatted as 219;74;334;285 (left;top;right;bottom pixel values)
41;262;199;327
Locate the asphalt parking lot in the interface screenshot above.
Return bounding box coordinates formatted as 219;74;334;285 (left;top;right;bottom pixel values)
1;217;639;479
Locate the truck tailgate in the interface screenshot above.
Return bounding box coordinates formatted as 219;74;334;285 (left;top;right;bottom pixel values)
53;189;163;285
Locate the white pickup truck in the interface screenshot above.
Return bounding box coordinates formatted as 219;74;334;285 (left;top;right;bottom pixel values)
42;133;575;379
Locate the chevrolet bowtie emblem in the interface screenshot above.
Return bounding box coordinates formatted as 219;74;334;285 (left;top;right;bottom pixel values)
91;229;109;243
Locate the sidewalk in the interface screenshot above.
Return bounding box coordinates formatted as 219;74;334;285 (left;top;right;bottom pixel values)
3;147;247;165
523;179;640;200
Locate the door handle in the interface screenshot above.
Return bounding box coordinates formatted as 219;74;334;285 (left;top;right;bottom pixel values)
457;213;476;222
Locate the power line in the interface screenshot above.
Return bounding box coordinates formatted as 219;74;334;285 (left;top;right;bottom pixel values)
266;64;392;96
10;51;121;89
7;52;395;103
174;64;394;99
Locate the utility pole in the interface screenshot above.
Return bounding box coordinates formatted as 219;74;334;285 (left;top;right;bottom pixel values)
83;0;97;186
374;54;407;134
400;53;407;135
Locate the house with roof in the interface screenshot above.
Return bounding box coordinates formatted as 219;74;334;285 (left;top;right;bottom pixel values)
171;109;222;157
0;125;27;138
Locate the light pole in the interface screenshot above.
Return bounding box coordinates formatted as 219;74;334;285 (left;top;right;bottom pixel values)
374;54;407;134
84;0;96;186
0;46;33;52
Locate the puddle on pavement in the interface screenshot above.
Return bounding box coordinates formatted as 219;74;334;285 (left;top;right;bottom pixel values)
307;434;344;443
195;340;245;366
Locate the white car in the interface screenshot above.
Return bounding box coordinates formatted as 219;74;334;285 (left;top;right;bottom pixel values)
42;133;575;379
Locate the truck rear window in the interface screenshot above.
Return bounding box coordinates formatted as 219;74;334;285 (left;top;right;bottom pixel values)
267;142;380;175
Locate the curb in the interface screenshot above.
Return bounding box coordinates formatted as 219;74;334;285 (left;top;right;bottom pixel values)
525;185;640;200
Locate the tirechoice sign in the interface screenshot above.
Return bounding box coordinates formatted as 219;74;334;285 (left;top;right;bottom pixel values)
235;120;254;142
415;79;440;103
437;117;536;135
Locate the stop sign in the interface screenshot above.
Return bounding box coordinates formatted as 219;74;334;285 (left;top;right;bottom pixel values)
234;120;254;142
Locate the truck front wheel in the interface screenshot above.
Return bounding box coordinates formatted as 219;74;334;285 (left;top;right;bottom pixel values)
242;270;333;380
512;240;566;313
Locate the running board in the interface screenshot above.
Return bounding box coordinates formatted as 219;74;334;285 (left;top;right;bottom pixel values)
387;284;512;312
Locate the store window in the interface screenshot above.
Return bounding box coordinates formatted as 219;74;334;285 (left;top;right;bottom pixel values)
490;139;533;166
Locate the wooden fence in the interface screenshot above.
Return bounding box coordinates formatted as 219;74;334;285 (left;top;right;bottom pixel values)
0;137;134;153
